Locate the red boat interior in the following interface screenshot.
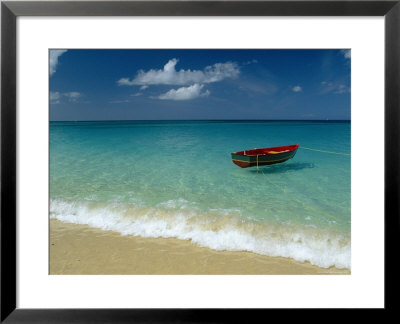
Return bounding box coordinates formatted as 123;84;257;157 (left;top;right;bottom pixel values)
234;144;299;156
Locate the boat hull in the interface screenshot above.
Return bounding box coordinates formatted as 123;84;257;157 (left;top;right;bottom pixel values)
231;145;298;168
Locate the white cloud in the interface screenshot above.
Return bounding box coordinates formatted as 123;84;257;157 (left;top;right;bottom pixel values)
63;92;82;101
333;84;350;94
118;58;240;86
321;81;350;94
341;49;351;59
50;91;61;104
50;91;82;104
243;59;258;65
117;78;133;86
50;50;67;76
131;92;143;97
157;84;210;101
50;91;60;101
292;85;302;92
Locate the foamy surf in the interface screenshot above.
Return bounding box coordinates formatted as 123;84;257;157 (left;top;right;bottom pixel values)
50;198;351;270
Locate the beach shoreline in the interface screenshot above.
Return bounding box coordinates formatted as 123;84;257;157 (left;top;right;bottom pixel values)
50;219;350;275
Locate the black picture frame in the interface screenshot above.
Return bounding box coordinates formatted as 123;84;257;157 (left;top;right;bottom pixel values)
1;0;399;322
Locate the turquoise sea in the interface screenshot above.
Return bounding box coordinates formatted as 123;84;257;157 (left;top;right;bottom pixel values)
50;120;351;269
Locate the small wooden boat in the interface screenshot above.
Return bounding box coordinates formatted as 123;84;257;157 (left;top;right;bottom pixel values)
231;144;299;168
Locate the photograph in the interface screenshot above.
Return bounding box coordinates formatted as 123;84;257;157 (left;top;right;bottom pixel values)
49;49;351;275
2;0;397;320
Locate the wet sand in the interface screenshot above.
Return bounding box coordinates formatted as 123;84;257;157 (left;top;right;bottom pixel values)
49;219;350;275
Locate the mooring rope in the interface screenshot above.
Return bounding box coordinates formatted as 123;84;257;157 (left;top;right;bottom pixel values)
300;146;350;156
257;168;338;221
246;144;347;222
256;154;259;171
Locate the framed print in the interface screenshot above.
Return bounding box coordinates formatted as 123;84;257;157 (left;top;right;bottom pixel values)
1;0;399;321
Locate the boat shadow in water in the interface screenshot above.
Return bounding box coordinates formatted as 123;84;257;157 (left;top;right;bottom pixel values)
247;162;315;174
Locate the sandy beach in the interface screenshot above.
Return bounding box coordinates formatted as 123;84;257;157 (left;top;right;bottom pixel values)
49;219;350;275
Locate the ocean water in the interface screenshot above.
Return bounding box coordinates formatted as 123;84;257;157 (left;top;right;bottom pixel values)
50;120;351;269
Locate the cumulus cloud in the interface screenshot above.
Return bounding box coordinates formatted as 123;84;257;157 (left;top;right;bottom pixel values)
157;84;210;101
118;58;240;86
292;85;302;92
118;78;134;86
50;50;67;76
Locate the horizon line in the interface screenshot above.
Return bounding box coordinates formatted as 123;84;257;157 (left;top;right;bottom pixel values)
50;119;351;122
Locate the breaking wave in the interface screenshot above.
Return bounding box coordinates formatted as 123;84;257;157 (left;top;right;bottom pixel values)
50;198;351;270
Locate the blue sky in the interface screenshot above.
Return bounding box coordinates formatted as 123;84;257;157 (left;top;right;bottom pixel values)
49;49;350;121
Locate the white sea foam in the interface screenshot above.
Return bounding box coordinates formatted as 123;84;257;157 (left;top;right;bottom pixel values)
50;198;351;270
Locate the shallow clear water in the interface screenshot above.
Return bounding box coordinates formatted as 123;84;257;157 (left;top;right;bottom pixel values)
50;120;351;269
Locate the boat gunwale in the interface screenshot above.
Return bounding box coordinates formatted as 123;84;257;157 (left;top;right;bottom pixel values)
231;144;299;156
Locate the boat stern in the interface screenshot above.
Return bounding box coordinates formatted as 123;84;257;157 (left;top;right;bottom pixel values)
231;152;252;168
